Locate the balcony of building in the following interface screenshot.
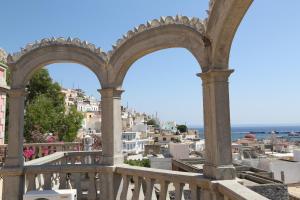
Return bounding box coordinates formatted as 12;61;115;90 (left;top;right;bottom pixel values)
0;151;269;200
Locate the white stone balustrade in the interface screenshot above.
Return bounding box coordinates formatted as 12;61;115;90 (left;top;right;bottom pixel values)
0;152;269;200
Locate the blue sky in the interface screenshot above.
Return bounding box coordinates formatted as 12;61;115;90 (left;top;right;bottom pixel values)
1;1;300;126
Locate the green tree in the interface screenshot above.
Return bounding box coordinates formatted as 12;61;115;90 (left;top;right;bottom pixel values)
23;68;83;142
25;94;61;135
26;68;64;107
177;125;188;133
59;105;84;142
147;119;157;126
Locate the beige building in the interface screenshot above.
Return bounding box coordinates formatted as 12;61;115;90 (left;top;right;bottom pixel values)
82;112;101;133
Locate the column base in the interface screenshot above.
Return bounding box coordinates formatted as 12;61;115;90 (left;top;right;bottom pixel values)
203;164;236;180
3;175;24;200
101;154;124;165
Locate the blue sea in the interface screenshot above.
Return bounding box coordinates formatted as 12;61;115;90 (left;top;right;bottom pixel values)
195;125;300;141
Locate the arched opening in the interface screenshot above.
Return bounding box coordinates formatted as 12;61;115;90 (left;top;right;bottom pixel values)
121;47;204;163
41;63;100;139
229;0;300;183
4;41;110;167
8;62;102;161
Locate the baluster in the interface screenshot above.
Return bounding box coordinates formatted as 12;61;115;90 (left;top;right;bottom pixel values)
144;177;154;200
26;174;36;191
38;146;43;158
88;172;97;200
224;196;229;200
190;184;199;200
159;180;169;200
132;176;141;200
49;145;53;154
90;154;94;164
44;173;52;190
36;174;43;190
31;146;36;159
80;154;85;164
71;156;76;164
58;144;63;152
200;188;213;200
75;173;82;199
174;182;184;200
59;173;67;189
120;175;130;199
53;172;59;185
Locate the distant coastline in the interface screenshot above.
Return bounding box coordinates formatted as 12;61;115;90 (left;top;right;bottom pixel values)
192;125;300;141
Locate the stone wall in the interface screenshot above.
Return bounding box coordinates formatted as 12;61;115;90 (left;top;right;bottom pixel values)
248;184;289;200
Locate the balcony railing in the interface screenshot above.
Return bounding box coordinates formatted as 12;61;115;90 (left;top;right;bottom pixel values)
0;142;82;163
0;151;269;200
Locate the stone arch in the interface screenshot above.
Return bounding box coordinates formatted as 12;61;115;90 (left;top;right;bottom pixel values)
108;16;210;88
7;37;108;88
4;37;110;177
205;0;253;69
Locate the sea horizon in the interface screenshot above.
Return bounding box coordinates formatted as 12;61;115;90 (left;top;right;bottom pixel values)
189;124;300;141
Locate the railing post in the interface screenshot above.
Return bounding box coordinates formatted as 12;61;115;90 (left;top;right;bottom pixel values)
3;88;26;200
98;88;124;199
199;69;236;180
99;170;121;200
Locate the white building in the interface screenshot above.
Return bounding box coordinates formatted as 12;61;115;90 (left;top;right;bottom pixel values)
161;121;177;133
193;140;205;152
77;97;100;112
169;143;189;159
82;112;101;133
258;159;300;184
148;155;172;170
294;149;300;161
132;123;148;132
122;132;153;154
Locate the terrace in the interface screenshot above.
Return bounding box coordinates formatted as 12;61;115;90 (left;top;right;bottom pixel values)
0;151;267;199
0;0;273;199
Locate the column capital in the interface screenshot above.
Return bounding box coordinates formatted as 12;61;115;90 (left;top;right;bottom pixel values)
8;88;27;97
98;88;124;98
197;69;234;83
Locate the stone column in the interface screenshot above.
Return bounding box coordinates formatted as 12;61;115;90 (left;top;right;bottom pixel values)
99;88;124;165
3;88;26;200
199;69;235;180
99;88;123;199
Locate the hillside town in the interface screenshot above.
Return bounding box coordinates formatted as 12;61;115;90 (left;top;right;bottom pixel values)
1;1;300;199
60;88;300;199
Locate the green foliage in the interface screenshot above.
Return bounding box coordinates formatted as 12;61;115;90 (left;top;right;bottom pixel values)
177;125;187;133
147;119;157;126
60;105;84;142
124;159;150;168
23;68;83;142
26;68;65;107
25;94;61;136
